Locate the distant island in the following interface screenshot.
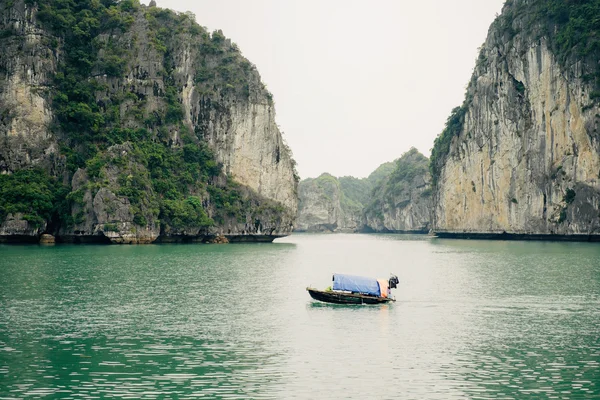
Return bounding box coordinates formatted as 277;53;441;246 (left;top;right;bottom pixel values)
297;148;431;233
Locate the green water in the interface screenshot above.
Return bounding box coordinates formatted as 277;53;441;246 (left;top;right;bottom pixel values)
0;234;598;399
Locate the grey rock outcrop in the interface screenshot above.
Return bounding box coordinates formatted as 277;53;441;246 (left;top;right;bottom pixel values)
296;174;361;232
0;213;45;242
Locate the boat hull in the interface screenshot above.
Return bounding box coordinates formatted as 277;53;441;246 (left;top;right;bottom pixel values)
306;288;395;304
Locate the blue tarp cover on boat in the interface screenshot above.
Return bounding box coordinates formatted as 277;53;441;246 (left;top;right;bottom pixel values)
332;274;381;296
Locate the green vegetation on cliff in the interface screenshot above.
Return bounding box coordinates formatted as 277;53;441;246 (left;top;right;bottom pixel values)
301;161;397;213
0;169;64;227
338;161;396;207
299;174;342;207
429;106;467;185
365;148;430;220
386;149;429;196
296;162;398;232
32;0;139;168
337;177;370;208
0;0;289;237
297;154;431;233
499;0;600;92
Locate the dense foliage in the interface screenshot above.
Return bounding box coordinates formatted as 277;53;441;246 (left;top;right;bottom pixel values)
366;161;397;187
338;177;372;207
335;162;396;207
161;196;213;230
500;0;600;92
387;149;429;189
31;0;139;169
365;148;429;215
0;169;64;227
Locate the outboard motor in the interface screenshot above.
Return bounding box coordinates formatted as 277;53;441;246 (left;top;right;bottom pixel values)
388;275;399;289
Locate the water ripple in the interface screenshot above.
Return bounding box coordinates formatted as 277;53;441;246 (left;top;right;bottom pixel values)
1;237;599;399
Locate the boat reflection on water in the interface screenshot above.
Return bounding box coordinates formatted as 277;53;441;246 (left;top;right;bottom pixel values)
307;273;399;305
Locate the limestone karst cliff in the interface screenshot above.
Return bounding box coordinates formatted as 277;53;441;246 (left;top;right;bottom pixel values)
0;0;297;243
297;150;432;233
431;0;600;239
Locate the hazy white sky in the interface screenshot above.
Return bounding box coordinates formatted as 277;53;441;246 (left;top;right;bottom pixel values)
154;0;506;179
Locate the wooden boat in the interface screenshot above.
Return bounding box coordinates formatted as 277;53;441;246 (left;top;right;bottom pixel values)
306;287;395;304
307;274;399;305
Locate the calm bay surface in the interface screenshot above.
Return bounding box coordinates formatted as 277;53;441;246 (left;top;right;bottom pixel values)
0;233;599;399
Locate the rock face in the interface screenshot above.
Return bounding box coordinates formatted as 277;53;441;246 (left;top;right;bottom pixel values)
194;94;297;214
39;234;55;244
59;143;161;244
363;148;432;233
432;0;600;238
0;0;297;243
296;174;362;232
0;0;59;174
0;213;45;242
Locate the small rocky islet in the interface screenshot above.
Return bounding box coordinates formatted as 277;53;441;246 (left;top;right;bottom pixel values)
2;0;600;243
